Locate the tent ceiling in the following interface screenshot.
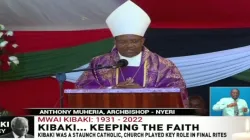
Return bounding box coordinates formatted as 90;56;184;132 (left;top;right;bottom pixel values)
0;0;250;31
0;0;124;31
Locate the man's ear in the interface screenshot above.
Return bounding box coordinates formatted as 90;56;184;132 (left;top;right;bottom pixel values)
141;37;145;45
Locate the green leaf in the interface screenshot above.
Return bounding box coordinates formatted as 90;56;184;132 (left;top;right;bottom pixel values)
233;70;250;82
0;38;5;43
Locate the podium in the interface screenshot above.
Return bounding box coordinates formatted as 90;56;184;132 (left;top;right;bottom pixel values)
64;88;183;108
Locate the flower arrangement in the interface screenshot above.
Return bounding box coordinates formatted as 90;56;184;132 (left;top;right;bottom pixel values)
0;24;19;71
0;107;10;116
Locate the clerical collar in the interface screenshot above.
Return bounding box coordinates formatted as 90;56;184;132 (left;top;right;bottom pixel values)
118;52;142;67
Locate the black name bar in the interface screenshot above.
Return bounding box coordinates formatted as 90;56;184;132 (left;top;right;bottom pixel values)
26;109;199;116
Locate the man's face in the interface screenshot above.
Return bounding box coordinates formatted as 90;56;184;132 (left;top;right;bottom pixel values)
231;89;239;99
115;34;145;57
189;99;203;108
12;119;28;137
189;97;206;115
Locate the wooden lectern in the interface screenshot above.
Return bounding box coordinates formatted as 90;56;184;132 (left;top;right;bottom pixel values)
64;88;183;108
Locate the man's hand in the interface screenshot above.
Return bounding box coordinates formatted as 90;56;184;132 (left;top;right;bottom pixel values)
113;81;142;89
242;108;248;112
227;102;237;108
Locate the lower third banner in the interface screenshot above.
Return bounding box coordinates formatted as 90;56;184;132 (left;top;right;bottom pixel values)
31;116;250;140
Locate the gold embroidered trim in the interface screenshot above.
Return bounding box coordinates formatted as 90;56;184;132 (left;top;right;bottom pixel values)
116;68;119;85
143;60;148;87
93;69;102;86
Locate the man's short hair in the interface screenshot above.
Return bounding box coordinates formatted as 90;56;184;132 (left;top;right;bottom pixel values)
11;117;29;129
189;96;204;102
231;88;240;94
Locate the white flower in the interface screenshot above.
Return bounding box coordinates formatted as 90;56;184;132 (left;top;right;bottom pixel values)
0;24;4;30
6;31;13;36
7;61;11;66
12;59;19;65
12;44;18;48
9;56;18;61
0;41;8;48
0;32;3;38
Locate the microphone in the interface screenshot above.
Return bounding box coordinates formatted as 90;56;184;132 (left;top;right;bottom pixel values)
25;59;129;79
89;59;128;69
112;59;128;68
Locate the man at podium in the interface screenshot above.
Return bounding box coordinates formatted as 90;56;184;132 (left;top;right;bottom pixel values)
76;1;188;107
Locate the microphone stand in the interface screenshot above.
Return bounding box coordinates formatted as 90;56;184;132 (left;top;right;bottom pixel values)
24;65;114;108
25;59;127;108
55;65;113;108
55;73;66;108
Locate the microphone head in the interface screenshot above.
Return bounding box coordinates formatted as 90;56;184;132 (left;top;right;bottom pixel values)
117;59;128;67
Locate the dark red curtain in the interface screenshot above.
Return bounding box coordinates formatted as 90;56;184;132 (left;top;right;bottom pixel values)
134;0;250;28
